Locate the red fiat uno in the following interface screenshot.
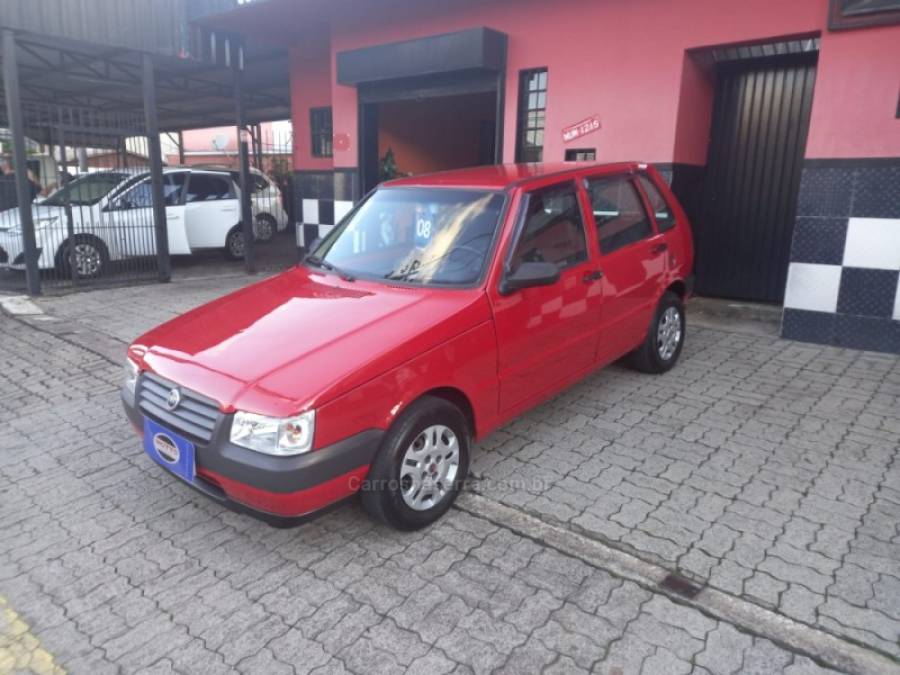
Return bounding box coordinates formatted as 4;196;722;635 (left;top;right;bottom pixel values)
122;163;694;529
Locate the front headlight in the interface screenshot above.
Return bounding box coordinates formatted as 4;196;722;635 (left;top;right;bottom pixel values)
230;410;315;456
123;358;139;395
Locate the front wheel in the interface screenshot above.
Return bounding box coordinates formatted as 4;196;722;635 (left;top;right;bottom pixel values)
361;396;470;530
55;235;109;280
629;291;685;374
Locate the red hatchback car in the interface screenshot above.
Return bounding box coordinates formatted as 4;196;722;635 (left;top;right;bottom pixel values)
122;162;694;529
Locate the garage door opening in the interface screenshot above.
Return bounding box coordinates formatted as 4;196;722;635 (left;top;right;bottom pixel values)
361;90;497;194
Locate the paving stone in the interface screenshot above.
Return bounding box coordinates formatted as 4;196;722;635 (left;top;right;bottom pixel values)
695;623;753;673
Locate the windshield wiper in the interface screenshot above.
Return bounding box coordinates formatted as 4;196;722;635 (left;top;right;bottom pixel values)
305;256;355;282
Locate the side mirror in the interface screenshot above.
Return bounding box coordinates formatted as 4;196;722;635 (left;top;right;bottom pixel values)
500;261;560;295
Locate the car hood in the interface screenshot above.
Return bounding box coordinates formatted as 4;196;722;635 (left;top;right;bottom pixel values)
130;266;492;416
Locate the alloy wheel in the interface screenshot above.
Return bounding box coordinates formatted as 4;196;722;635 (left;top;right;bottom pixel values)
73;243;102;277
228;231;245;258
656;306;682;361
399;424;460;511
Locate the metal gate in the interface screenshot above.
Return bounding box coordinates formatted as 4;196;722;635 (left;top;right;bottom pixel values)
0;101;161;292
695;53;817;302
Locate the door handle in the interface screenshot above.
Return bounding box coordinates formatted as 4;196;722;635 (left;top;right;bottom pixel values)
651;243;668;254
582;270;603;283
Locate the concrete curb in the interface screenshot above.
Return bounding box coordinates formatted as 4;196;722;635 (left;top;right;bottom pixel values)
0;295;44;317
455;492;900;675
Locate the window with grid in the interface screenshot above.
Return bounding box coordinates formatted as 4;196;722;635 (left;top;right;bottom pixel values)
515;69;548;163
565;148;596;162
310;107;333;158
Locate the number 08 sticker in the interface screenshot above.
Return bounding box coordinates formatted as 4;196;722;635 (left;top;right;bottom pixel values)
414;206;438;248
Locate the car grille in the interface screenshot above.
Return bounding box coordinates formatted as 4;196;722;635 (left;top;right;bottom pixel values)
138;372;221;443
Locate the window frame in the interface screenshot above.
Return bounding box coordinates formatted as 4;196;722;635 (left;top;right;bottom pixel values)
583;172;658;256
515;68;548;164
184;171;235;203
106;171;188;210
635;172;677;233
565;148;596;162
310;106;334;158
504;179;590;277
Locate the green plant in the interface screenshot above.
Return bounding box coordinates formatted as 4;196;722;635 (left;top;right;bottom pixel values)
379;148;405;181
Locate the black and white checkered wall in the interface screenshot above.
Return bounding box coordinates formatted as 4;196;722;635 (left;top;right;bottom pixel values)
782;160;900;353
293;169;359;248
296;198;354;247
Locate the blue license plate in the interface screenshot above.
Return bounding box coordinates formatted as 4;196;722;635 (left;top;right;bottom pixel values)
144;418;195;483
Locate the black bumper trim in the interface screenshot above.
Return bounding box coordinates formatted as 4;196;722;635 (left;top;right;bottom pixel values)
123;392;383;494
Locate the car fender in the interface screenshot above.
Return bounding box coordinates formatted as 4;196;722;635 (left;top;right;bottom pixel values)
314;319;500;450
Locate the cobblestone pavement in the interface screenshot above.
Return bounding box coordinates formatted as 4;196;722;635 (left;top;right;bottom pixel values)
1;276;898;673
473;325;900;659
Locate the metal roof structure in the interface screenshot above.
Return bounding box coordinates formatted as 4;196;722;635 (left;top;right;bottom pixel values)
0;0;290;138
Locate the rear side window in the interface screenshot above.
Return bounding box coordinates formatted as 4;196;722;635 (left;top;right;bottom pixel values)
586;175;653;254
512;182;587;270
186;174;234;202
638;174;676;232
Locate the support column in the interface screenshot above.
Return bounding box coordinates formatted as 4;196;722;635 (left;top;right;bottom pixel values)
2;29;40;295
177;130;185;165
142;54;171;282
233;40;255;274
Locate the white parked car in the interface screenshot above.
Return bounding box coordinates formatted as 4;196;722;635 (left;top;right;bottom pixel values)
0;167;256;279
248;169;289;242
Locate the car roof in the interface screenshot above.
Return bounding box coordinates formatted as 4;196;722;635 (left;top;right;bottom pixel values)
383;162;642;190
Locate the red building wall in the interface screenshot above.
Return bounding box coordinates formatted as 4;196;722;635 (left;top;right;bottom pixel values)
807;23;900;159
327;0;808;169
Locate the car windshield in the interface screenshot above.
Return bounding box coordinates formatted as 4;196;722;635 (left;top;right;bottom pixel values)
41;172;128;206
311;187;505;286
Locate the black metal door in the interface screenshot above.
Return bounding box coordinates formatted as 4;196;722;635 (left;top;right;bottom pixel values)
695;54;817;302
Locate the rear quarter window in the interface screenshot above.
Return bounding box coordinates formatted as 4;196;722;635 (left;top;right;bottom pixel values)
585;175;653;254
638;174;676;232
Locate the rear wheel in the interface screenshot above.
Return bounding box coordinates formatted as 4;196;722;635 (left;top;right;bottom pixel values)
224;226;246;260
55;235;109;279
629;291;685;374
361;396;470;530
254;214;276;243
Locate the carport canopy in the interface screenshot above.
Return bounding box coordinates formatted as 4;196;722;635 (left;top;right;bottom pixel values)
0;28;289;147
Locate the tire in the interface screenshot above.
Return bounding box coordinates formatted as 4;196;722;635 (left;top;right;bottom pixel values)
254;214;276;243
361;396;470;531
224;226;246;261
629;291;686;374
55;234;109;280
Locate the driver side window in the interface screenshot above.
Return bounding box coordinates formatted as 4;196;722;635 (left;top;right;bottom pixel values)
114;174;185;209
511;182;587;271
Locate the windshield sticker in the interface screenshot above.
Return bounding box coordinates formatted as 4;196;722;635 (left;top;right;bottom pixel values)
414;205;438;248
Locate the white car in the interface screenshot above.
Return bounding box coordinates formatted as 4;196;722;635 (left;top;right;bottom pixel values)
0;168;252;278
248;169;289;242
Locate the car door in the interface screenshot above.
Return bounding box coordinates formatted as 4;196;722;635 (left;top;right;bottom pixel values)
490;180;604;413
183;172;239;250
105;172;190;256
583;172;667;365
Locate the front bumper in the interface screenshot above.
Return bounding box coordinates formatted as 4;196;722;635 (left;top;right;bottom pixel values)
122;384;382;527
0;230;48;270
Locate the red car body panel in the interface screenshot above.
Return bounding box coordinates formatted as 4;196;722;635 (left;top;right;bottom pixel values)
126;162;693;520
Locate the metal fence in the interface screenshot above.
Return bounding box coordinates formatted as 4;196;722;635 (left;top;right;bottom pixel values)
0;101;161;292
177;122;299;271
